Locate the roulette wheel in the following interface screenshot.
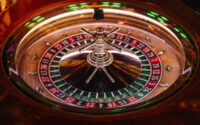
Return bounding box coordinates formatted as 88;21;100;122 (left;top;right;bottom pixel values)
0;0;200;124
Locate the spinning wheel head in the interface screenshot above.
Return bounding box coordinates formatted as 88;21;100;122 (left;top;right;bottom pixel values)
96;27;105;33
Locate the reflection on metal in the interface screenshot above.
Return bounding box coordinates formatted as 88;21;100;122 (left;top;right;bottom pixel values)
27;72;37;75
158;50;166;55
60;51;141;92
166;65;172;72
159;83;169;87
79;27;120;83
32;55;37;60
36;86;43;94
145;37;152;42
46;43;50;46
